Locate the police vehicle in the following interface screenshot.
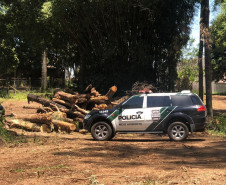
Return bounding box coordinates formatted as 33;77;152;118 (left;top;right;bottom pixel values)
83;90;206;141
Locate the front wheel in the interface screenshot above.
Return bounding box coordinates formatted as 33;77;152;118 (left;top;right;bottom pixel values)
167;122;189;141
91;122;112;141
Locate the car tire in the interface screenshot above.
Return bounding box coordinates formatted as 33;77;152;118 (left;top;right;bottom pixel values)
167;122;189;141
110;132;116;140
91;121;112;141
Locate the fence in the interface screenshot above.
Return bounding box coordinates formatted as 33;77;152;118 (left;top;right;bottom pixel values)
192;81;226;94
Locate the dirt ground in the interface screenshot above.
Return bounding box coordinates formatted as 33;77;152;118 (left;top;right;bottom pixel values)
0;95;226;185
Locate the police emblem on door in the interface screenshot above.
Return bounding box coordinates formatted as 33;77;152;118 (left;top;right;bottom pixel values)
152;110;160;121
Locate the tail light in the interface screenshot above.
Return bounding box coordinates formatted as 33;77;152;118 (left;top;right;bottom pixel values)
197;105;206;112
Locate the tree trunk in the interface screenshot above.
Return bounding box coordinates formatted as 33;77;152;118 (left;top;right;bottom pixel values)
203;0;213;119
41;50;48;91
198;0;204;101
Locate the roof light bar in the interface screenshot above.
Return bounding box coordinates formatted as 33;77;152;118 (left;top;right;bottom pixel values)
181;90;191;94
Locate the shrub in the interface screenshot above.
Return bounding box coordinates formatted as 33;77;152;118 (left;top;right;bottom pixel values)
207;113;226;135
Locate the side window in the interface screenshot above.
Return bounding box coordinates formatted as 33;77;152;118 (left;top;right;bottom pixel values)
147;96;171;107
122;97;144;109
171;95;193;106
191;95;203;105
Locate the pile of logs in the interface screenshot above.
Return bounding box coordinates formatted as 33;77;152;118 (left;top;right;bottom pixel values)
5;85;117;133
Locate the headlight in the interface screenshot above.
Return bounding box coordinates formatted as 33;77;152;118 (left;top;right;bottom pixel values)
84;114;91;120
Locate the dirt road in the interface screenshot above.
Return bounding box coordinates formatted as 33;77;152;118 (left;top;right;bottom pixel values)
0;95;226;185
0;132;225;185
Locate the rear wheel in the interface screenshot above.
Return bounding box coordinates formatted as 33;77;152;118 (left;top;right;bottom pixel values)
91;122;112;141
167;122;189;141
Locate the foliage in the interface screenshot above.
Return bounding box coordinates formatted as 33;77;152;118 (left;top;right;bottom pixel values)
207;113;226;135
0;0;199;92
176;40;199;91
211;1;226;81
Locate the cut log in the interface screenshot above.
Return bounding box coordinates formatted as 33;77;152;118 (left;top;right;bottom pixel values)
54;91;78;103
79;94;88;98
77;97;88;104
89;96;109;104
74;104;89;115
40;124;51;133
91;87;101;97
8;119;40;132
37;107;53;113
52;120;76;131
92;104;108;110
105;86;117;100
23;105;41;109
60;109;85;119
51;112;74;123
27;94;66;110
52;98;73;108
15;114;52;124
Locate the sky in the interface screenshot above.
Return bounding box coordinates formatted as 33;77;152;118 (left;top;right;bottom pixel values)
190;0;221;47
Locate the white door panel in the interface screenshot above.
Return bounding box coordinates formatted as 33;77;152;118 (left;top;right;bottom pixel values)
116;108;145;131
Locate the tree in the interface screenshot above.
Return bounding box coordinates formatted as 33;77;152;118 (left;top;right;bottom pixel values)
203;0;213;119
177;40;199;91
1;0;199;93
51;0;198;92
211;1;226;82
198;0;205;101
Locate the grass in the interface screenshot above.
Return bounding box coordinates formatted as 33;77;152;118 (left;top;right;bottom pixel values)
212;92;226;95
0;89;55;102
35;164;69;171
0;121;17;143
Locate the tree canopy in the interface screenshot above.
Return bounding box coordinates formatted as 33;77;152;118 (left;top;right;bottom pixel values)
0;0;198;92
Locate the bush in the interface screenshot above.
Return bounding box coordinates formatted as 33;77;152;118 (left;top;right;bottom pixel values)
207;114;226;135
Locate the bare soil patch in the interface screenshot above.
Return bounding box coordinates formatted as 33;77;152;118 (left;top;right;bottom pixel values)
0;96;226;185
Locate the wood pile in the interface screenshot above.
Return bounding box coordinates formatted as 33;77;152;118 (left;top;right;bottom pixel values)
5;85;117;133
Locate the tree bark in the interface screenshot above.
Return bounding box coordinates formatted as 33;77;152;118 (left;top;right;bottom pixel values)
41;50;47;91
203;0;213;118
198;0;204;101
